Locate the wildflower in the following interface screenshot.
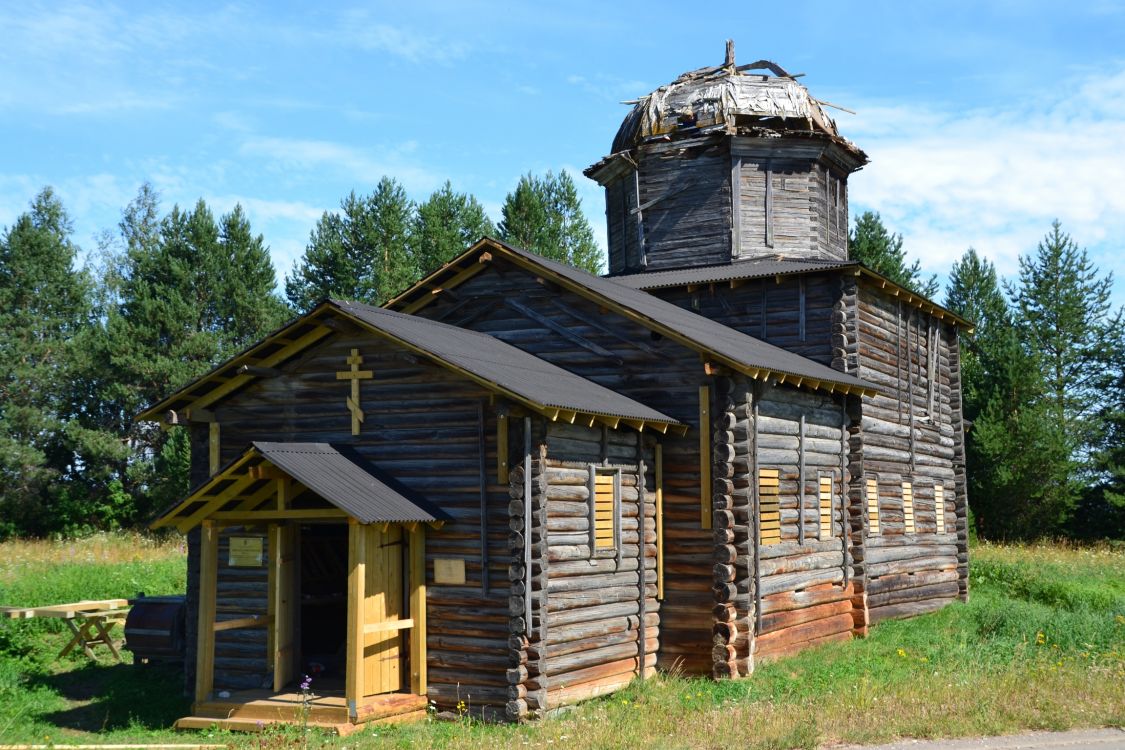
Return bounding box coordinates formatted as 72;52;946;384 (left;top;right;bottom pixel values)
300;674;313;691
1115;614;1125;625
896;648;907;657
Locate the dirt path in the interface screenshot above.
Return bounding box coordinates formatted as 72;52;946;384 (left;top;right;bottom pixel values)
838;729;1125;750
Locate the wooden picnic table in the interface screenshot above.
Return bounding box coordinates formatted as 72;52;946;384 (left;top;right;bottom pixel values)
1;599;130;662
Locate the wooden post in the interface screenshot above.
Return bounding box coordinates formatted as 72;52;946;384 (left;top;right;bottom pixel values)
208;423;220;476
268;523;296;693
477;401;489;596
409;525;427;695
194;521;217;703
699;385;712;530
764;166;774;248
523;417;533;636
346;520;366;717
497;408;509;484
731;154;742;258
276;477;290;511
798;413;806;545
655;443;664;601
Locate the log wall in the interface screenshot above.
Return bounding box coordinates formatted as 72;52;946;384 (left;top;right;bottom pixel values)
645;272;840;367
188;323;515;715
854;280;965;622
508;423;658;718
417;263;717;675
602;136;733;273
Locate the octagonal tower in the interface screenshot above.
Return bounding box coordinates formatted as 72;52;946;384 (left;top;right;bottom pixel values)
585;43;868;275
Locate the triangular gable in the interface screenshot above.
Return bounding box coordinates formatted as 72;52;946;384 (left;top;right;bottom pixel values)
152;442;449;532
137;299;686;435
384;238;879;397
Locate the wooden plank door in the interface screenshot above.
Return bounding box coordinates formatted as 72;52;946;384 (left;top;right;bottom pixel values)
268;524;298;692
363;524;404;695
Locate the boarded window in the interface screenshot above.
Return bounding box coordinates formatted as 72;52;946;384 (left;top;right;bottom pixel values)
759;468;780;545
866;476;880;536
902;481;915;534
819;474;834;540
593;469;618;550
935;484;945;534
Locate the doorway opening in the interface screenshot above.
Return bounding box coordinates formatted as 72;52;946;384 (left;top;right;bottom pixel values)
297;523;348;692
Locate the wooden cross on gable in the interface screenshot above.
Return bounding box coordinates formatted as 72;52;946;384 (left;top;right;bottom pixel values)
335;348;373;435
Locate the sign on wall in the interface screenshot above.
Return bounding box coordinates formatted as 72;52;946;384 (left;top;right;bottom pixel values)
229;536;264;567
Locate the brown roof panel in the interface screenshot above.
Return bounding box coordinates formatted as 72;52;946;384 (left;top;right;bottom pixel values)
330;299;681;426
464;240;877;394
253;442;447;524
611;258;856;290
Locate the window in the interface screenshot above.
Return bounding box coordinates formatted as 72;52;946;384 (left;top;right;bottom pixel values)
758;468;780;545
902;481;915;534
819;473;834;540
591;467;619;552
866;476;880;536
935;484;946;535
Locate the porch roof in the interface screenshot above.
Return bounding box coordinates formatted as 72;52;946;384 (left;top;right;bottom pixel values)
151;441;449;532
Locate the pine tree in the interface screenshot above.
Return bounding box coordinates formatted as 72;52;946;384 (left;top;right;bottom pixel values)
285;178;416;310
849;211;939;298
411;181;495;276
0;188;96;535
97;189;288;523
945;248;1010;420
1008;220;1119;449
499;171;602;274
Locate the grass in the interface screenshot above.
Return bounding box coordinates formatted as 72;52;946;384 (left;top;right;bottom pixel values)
0;536;1120;749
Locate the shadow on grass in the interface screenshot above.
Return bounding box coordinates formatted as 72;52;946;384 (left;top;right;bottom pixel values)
29;661;189;732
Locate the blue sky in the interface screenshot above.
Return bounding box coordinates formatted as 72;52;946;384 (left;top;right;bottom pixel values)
2;1;1124;302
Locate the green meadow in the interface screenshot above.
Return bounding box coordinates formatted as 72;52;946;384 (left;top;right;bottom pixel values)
0;536;1121;749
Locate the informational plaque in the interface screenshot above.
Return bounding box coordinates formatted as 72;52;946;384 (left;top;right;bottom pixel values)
228;536;263;567
433;558;466;585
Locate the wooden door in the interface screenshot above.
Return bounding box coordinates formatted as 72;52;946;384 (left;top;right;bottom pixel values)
363;524;404;695
268;524;298;692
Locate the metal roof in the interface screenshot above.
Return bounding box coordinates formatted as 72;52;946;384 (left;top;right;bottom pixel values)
612;257;856;290
252;442;446;524
445;239;876;395
329;299;681;426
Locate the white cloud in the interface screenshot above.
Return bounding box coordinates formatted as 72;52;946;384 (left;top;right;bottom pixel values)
238;136;443;194
843;64;1125;296
334;11;469;64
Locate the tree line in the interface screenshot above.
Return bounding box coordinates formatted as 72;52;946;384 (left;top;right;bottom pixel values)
1;179;1121;541
0;171;599;538
851;211;1125;540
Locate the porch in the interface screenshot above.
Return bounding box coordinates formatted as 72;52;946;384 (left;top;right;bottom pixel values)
174;686;429;734
152;442;447;732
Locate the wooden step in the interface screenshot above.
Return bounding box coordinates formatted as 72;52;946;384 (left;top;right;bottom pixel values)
193;699;348;724
174;716;358;735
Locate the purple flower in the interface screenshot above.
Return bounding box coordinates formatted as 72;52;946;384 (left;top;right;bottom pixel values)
299;675;312;691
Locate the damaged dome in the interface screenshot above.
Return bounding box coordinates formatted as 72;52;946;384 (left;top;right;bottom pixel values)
610;52;854;154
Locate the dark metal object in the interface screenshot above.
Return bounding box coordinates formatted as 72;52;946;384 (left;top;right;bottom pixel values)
124;594;186;664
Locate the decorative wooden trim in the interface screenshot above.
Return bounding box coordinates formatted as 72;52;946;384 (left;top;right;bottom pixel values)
731;153;742;258
935;484;945;535
477;400;489;597
208;422;220;476
819;473;834;541
654;443;664;601
866;475;880;536
194;521;217;703
497;409;510;484
764;166;774;248
902;481;915;534
797;413;806;545
699;385;712;530
345;520;366;716
409;524;427;695
758;468;781;545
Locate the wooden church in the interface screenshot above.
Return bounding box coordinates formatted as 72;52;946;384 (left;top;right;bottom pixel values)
141;49;971;733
